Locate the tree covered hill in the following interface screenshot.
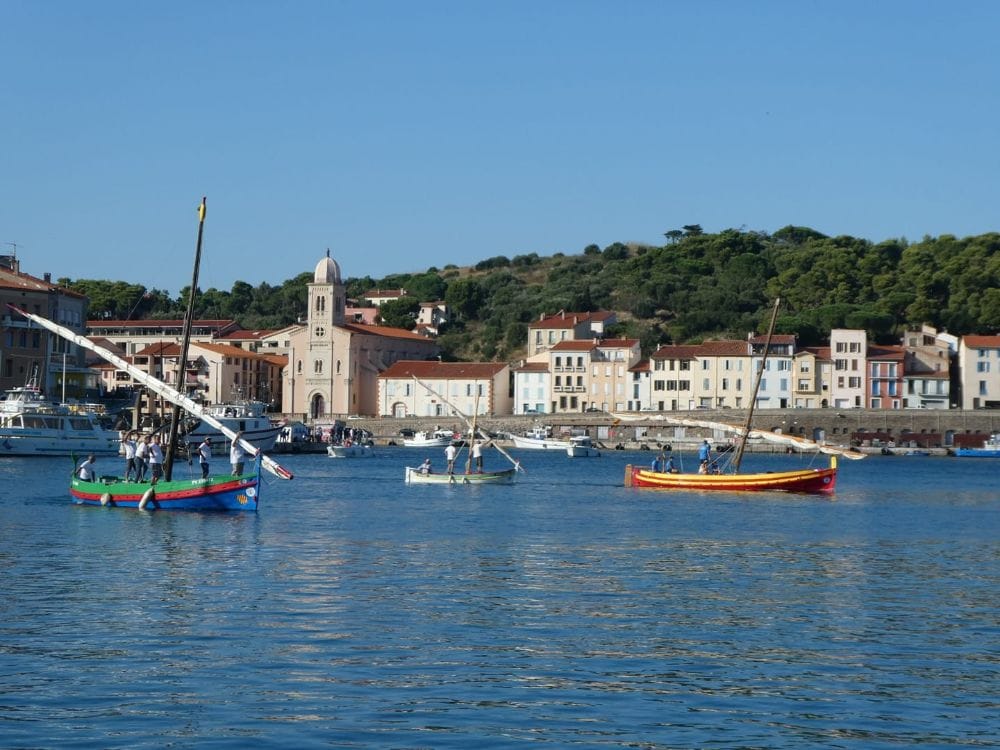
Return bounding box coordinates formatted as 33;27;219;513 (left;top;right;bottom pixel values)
64;226;1000;362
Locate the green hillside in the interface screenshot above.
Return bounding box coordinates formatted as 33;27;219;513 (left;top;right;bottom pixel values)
65;226;1000;361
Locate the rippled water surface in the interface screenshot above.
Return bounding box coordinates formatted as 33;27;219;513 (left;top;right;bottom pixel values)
1;450;997;748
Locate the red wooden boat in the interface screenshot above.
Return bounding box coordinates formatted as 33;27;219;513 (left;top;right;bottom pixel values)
625;456;839;494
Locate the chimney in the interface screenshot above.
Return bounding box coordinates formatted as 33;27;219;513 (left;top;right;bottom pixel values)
44;272;51;283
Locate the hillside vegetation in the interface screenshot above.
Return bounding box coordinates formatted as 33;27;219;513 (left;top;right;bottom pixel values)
65;226;1000;361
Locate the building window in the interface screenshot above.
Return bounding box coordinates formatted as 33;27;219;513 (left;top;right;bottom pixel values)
314;360;323;374
314;326;326;338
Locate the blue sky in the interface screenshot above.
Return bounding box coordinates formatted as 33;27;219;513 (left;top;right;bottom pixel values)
3;1;998;297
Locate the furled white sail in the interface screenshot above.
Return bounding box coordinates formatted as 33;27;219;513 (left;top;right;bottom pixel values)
8;305;294;479
610;413;866;460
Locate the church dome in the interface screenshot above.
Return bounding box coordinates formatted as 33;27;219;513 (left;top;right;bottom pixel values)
313;251;341;284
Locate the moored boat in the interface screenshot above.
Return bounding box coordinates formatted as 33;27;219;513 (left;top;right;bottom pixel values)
403;428;456;448
0;376;120;457
512;426;571;450
184;400;280;453
953;435;1000;457
566;434;600;457
404;466;516;484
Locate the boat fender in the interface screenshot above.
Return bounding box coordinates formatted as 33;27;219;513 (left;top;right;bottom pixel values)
100;492;112;507
138;487;155;510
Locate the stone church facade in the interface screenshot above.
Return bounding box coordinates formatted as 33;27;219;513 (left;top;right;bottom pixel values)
282;252;439;419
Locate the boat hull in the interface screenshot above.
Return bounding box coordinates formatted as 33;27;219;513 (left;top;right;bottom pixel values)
327;443;374;458
404;467;516;485
624;461;837;494
953;448;1000;457
566;446;601;457
0;429;120;457
512;435;571;450
402;437;452;448
70;470;260;510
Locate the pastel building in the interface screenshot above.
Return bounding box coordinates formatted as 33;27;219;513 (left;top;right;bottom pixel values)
958;335;1000;409
377;360;511;417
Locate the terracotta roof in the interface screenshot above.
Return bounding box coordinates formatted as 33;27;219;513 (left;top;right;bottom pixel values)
134;342;179;356
379;360;507;379
0;268;85;298
867;345;905;360
748;334;796;345
962;335;1000;347
549;340;598;352
597;338;639;349
364;288;407;298
513;362;550;373
650;345;700;360
800;346;831;361
629;358;650;372
696;340;749;356
341;322;434;342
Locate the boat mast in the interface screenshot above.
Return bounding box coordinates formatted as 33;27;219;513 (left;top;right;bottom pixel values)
732;297;781;473
164;197;206;480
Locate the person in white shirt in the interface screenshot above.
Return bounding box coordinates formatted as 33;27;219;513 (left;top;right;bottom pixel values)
135;436;149;482
122;432;137;481
230;432;247;476
197;437;212;479
148;435;164;486
445;443;458;474
471;441;483;473
77;454;97;481
419;457;432;474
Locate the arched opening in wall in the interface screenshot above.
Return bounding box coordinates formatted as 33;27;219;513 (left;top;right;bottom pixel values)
393;402;407;418
311;394;325;420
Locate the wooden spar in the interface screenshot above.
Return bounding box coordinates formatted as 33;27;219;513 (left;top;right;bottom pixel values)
732;297;781;473
6;304;294;480
164;197;206;480
413;377;524;473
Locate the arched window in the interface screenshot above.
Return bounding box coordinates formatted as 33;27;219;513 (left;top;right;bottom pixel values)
336;360;341;374
314;360;323;374
315;296;326;312
297;360;302;374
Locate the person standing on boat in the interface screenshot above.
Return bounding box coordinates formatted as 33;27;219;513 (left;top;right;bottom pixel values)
665;454;676;473
445;442;457;474
471;440;483;472
230;431;247;476
135;436;149;482
77;454;97;481
698;440;711;471
122;432;138;481
651;454;662;472
197;436;212;479
148;435;164;485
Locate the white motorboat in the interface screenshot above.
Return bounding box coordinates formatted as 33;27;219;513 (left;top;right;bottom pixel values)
566;435;601;457
511;426;571;450
403;428;456;448
0;380;120;457
183;400;280;453
327;442;375;458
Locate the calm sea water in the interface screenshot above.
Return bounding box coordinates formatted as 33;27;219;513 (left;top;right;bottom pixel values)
1;449;997;749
